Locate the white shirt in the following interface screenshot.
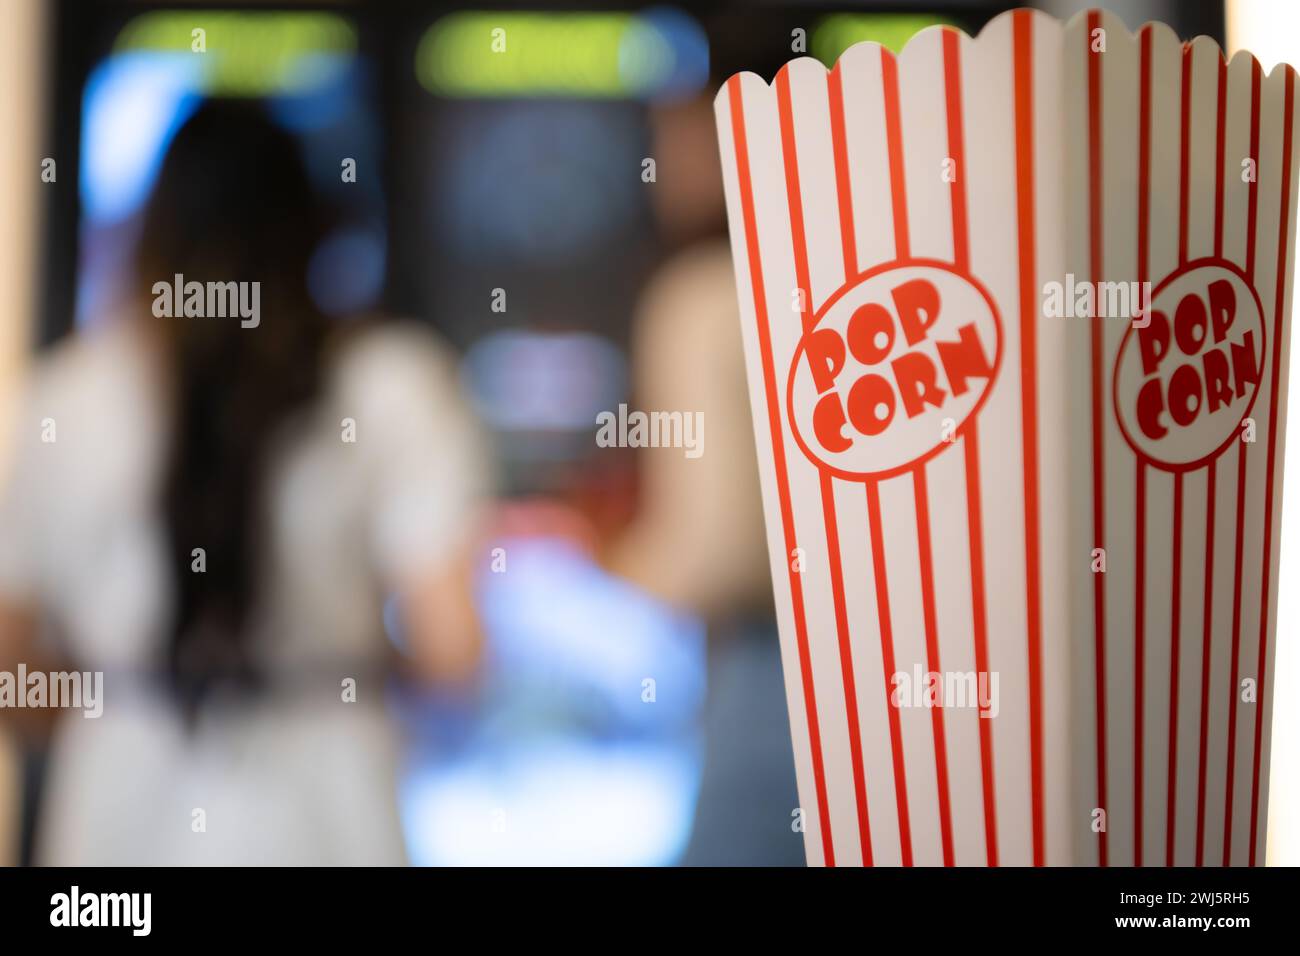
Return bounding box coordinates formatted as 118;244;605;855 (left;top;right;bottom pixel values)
0;317;486;864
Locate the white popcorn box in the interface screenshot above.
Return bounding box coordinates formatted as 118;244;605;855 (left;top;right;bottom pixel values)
715;8;1298;866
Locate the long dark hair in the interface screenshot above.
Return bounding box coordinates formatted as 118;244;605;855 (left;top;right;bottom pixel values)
136;101;333;713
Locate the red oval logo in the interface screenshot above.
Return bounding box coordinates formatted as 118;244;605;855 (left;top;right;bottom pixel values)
787;260;1002;480
1114;259;1265;471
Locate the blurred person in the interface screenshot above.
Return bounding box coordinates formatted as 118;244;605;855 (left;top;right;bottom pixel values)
607;91;803;865
0;101;488;865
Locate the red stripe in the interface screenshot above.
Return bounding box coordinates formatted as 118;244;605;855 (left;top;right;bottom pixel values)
774;68;874;866
1249;65;1295;866
867;480;914;865
1012;8;1045;867
827;67;858;278
876;48;916;865
1166;472;1184;866
725;76;836;865
1215;57;1227;259
1195;460;1217;865
1164;46;1193;868
882;52;910;258
945;27;998;867
1133;28;1151;868
944;30;970;273
1134;461;1147;867
1224;443;1249;866
1247;61;1263;280
1085;9;1109;869
1195;52;1228;869
1179;48;1192;266
914;467;955;866
1224;58;1262;867
963;423;999;866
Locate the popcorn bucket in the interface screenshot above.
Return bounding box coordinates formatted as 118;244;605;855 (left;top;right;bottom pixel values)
714;8;1298;866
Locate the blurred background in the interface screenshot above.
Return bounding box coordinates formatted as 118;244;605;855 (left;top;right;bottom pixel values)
1;0;1296;867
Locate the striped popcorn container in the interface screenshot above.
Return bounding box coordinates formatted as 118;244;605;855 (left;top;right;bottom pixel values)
714;8;1298;866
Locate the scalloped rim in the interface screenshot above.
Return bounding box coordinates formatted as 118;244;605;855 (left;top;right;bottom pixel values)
714;6;1296;101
